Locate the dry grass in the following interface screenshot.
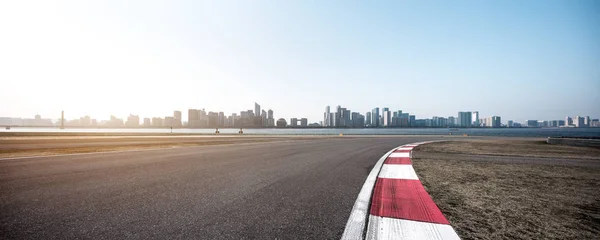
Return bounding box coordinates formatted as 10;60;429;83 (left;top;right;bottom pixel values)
412;141;600;240
417;139;600;159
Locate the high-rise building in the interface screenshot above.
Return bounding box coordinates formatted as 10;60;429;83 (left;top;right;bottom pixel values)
174;111;182;127
254;102;260;120
336;105;342;127
507;120;514;127
566;116;573;126
143;118;151;127
491;116;501;128
527;120;538;127
218;112;225;127
371;108;380;127
152;117;163;127
329;113;334;127
324;106;330;127
458;112;472;127
199;109;207;127
126;114;139;127
574;116;585;128
290;118;298;127
366;112;372;126
383;110;391;127
472;111;480;127
448;116;456;127
343;109;351;127
300;118;308;127
188;109;199;128
584;116;591;127
267;109;274;127
261;110;267;127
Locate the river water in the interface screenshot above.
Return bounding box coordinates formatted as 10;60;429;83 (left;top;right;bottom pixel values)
2;127;600;137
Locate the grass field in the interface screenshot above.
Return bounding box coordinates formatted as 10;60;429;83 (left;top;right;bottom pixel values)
412;140;600;240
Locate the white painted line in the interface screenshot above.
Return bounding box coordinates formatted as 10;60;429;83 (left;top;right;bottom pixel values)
341;146;400;240
378;164;419;180
396;147;414;151
366;215;460;240
389;152;410;158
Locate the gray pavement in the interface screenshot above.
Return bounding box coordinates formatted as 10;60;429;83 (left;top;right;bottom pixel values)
0;136;438;239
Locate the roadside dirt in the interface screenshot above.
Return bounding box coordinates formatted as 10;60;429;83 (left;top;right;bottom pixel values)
412;140;600;240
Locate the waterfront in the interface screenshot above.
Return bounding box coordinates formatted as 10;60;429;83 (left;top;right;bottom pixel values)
2;127;600;138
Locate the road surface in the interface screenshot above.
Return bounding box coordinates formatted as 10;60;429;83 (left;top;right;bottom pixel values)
1;136;440;239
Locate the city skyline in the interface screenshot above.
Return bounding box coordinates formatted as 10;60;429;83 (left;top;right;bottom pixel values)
1;1;599;123
2;102;598;128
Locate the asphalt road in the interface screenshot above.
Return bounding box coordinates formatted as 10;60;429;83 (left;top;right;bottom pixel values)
0;136;439;239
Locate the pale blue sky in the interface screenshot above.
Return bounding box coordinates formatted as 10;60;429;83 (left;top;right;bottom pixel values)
1;0;598;123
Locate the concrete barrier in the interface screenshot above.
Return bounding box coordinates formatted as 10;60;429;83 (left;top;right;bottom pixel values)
546;137;600;148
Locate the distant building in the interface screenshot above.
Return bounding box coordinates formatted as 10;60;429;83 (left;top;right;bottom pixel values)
527;120;538;127
591;119;600;127
472;111;480;127
143;118;151;127
371;108;380;127
584;116;591;127
574;116;585;128
448;116;456;127
164;116;175;127
152;117;163;127
267;109;274;127
324;106;330;127
491;116;501;128
290;118;298;127
365;112;372;126
174;111;182;127
566;116;573;126
300;118;308;127
276;118;287;128
254;102;260;120
188;109;199;128
458;112;472;127
507;120;514;127
383;110;391;127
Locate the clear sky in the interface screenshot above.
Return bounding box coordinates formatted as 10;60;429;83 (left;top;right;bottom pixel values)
1;0;599;123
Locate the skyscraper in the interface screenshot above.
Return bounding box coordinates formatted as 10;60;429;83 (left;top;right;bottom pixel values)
324;106;330;127
371;108;380;127
383;109;391;127
267;109;274;127
458;111;472;127
366;112;372;126
174;111;182;127
336;105;342;127
254;102;260;120
472;111;480;127
566;116;573;126
188;109;199;128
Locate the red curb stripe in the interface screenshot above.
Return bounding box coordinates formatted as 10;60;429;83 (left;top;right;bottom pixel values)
394;149;412;153
369;178;449;224
385;157;412;164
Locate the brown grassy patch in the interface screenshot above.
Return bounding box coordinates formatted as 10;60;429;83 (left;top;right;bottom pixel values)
417;140;600;159
412;141;600;239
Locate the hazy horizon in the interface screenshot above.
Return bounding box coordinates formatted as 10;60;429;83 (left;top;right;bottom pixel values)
1;1;599;123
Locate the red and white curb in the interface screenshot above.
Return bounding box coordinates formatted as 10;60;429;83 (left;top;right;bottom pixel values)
342;142;460;240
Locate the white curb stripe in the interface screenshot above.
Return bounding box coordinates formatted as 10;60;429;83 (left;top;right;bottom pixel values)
378;164;419;180
366;215;461;240
341;147;399;240
389;152;410;158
